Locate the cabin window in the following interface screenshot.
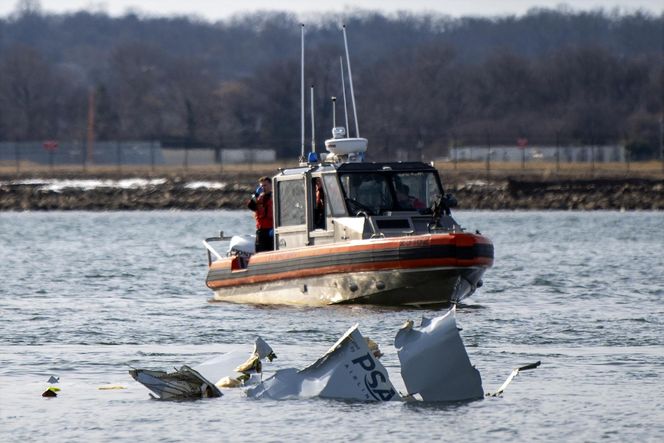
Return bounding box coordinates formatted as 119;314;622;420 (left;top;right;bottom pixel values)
393;172;441;209
322;175;346;216
339;173;394;216
277;179;306;226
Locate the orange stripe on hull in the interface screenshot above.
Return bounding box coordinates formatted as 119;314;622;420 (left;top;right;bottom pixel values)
207;256;493;289
209;232;492;272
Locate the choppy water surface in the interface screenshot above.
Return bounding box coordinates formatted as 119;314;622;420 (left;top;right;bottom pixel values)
1;211;663;442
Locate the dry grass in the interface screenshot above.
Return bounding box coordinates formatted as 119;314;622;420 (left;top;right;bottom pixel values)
1;160;663;180
0;161;292;179
436;160;664;179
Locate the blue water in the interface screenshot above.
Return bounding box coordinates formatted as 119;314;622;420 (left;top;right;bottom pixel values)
1;211;663;442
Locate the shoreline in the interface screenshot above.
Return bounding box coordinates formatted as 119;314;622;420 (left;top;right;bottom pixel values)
1;171;663;211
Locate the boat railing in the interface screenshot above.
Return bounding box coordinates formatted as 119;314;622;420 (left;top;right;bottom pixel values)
203;237;226;266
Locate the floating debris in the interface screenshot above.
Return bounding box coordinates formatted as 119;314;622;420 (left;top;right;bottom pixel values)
42;387;60;397
486;361;542;397
247;325;399;401
128;309;539;403
98;385;127;390
129;366;222;400
394;307;484;402
129;337;276;400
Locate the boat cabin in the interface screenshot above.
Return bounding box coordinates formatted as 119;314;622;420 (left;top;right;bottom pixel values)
272;161;460;251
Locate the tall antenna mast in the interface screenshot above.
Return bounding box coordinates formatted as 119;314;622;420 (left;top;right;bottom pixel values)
300;24;305;159
331;96;336;128
342;25;360;138
310;85;316;153
340;56;350;134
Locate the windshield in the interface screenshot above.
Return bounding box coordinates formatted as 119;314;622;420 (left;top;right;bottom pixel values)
393;172;441;211
339;171;442;215
339;173;394;215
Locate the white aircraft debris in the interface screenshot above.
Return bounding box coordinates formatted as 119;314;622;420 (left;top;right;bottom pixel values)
129;337;276;400
394;306;484;401
129;309;540;403
246;326;399;401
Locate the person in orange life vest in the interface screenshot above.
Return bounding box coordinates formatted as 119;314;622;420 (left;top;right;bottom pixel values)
313;178;326;229
247;176;274;252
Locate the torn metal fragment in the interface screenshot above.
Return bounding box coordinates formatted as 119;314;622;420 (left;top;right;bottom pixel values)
128;365;222;400
394;306;484;402
247;325;399;401
486;361;541;397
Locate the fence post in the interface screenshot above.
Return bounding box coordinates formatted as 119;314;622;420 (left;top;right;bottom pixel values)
485;130;491;178
659;113;664;174
116;141;122;172
150;141;155;172
14;142;20;173
82;141;87;172
521;148;525;170
555;131;560;173
626;148;630;172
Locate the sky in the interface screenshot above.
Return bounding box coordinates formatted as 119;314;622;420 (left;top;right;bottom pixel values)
1;0;662;19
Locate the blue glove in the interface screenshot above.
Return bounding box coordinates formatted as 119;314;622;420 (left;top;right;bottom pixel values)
268;229;274;237
254;185;263;197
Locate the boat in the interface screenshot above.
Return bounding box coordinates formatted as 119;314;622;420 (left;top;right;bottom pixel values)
203;25;493;307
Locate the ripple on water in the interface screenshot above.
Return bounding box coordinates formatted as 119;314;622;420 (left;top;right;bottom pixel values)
1;211;663;441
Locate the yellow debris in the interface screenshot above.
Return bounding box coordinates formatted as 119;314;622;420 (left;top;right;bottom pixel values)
234;355;261;373
216;376;243;388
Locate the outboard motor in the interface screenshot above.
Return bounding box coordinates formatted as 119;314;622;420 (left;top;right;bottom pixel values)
228;235;256;257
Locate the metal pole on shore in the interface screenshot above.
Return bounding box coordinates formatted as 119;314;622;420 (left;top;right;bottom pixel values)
116;141;122;172
521;148;525;170
659;113;664;174
485;130;491;178
86;89;95;166
150;142;155;172
14;142;19;173
555;131;560;173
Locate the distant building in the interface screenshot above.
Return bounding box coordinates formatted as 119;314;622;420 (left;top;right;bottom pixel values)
0;141;277;166
446;145;626;163
0;141;163;165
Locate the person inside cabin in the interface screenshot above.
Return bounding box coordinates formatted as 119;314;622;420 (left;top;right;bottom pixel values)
396;184;425;210
313;177;326;230
247;176;274;252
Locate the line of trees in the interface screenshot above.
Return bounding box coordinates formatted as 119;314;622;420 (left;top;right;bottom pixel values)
0;1;662;159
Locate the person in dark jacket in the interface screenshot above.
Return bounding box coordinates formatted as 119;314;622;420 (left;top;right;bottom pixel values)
247;176;274;252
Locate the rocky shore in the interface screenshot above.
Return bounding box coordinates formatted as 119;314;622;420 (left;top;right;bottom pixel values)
1;174;662;211
452;178;664;210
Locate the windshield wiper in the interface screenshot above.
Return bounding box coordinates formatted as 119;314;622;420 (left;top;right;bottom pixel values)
345;198;375;216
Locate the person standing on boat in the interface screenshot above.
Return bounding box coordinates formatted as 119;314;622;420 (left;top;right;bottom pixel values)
247;176;274;252
313;178;326;230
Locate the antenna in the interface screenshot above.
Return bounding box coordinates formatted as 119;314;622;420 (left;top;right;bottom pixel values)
340;57;350;135
310;85;315;153
342;25;360;138
300;24;305;160
331;96;336;128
